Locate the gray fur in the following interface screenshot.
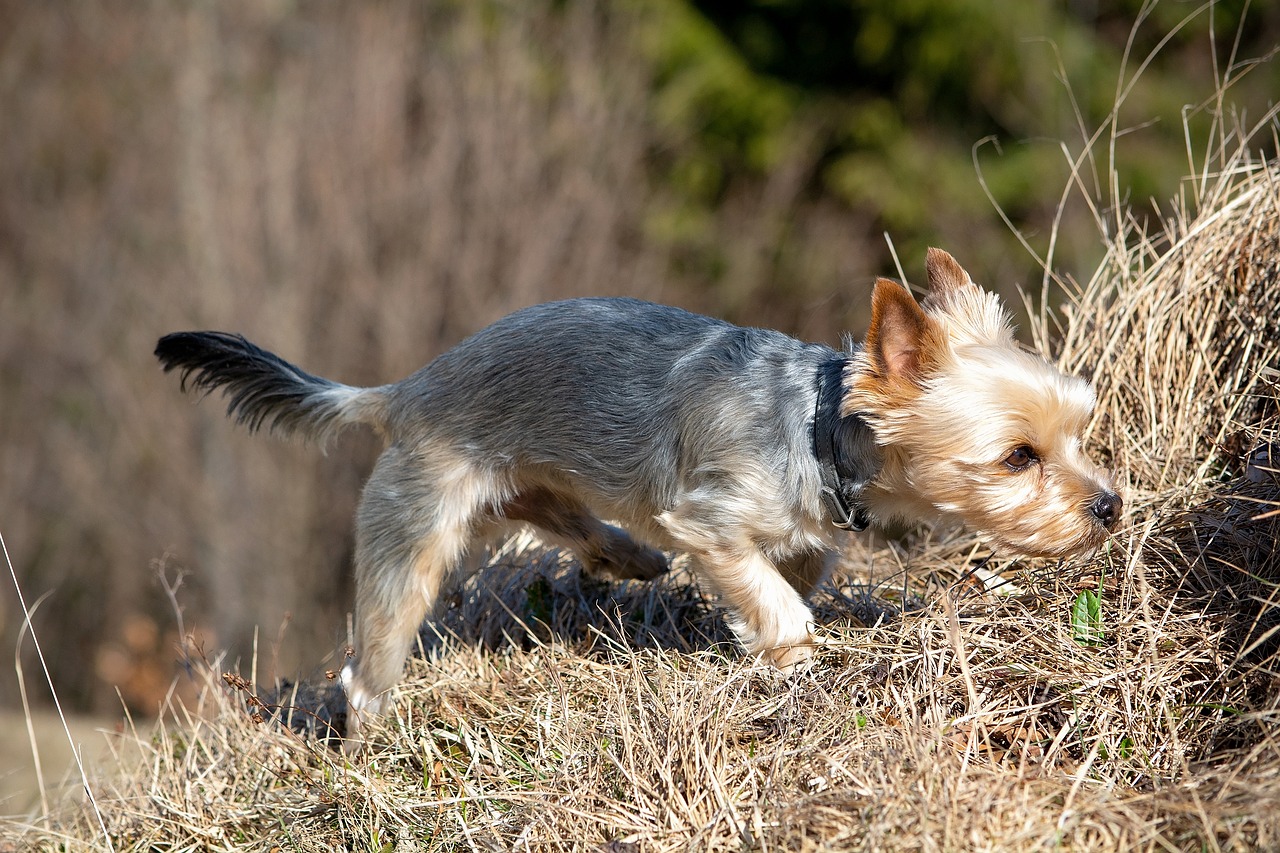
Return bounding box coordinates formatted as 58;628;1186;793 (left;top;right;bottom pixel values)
388;298;866;533
158;297;882;732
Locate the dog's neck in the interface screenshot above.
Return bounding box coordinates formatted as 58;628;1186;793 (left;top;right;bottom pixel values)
813;355;880;530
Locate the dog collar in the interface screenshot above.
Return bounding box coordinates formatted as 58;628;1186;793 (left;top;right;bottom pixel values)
813;356;872;531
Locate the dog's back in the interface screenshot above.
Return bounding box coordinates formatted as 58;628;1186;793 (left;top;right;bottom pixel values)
389;297;835;519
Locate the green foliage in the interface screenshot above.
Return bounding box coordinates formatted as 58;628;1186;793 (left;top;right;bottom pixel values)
639;0;1280;303
1072;553;1108;647
1071;587;1105;647
1097;734;1136;762
641;0;805;262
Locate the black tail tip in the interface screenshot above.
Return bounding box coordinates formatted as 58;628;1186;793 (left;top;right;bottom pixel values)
154;332;186;367
154;331;248;371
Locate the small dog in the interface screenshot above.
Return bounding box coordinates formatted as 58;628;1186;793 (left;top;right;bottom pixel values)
156;248;1120;740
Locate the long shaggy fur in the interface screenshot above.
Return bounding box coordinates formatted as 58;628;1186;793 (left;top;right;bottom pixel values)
156;249;1120;749
154;332;387;443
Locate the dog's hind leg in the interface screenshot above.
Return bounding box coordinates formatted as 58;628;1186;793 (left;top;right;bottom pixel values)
341;446;486;746
776;549;834;598
501;488;668;582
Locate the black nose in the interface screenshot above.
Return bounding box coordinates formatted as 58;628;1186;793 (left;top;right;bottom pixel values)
1090;491;1122;527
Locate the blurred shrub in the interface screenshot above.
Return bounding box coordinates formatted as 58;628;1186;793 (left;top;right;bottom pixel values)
648;0;1279;299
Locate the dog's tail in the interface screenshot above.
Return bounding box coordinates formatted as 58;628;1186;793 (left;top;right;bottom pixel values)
155;331;391;444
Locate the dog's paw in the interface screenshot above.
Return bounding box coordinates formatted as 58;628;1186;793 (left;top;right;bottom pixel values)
589;540;669;581
762;638;817;672
619;544;670;580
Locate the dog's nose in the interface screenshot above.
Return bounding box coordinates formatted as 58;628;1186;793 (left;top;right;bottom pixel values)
1089;491;1122;527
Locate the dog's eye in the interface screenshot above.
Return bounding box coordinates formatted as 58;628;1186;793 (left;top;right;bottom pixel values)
1003;445;1038;471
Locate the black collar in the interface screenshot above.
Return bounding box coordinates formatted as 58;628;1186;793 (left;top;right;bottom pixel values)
813;356;872;531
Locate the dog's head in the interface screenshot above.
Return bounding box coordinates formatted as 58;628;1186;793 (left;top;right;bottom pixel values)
846;248;1121;558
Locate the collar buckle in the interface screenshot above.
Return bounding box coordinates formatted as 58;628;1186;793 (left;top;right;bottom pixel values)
820;485;869;531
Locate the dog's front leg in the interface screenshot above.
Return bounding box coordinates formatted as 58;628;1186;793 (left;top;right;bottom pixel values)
659;508;816;668
701;543;818;669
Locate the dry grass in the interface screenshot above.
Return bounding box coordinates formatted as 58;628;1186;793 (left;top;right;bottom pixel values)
7;120;1280;850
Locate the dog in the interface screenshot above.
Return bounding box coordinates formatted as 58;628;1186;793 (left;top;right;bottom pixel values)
155;248;1121;742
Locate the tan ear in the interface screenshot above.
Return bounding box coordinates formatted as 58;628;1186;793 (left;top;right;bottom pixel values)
925;247;975;301
865;278;939;384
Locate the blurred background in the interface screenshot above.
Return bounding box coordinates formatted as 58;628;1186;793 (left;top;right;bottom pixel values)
1;0;1277;725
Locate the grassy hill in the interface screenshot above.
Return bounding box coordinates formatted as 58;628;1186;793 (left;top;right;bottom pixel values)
7;120;1279;852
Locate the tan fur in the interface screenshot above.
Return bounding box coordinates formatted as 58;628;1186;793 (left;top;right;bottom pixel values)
846;250;1120;558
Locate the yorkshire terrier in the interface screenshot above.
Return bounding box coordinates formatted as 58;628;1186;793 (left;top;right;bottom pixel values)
156;248;1120;741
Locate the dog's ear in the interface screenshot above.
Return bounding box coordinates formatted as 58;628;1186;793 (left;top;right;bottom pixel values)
864;278;941;385
924;247;976;304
